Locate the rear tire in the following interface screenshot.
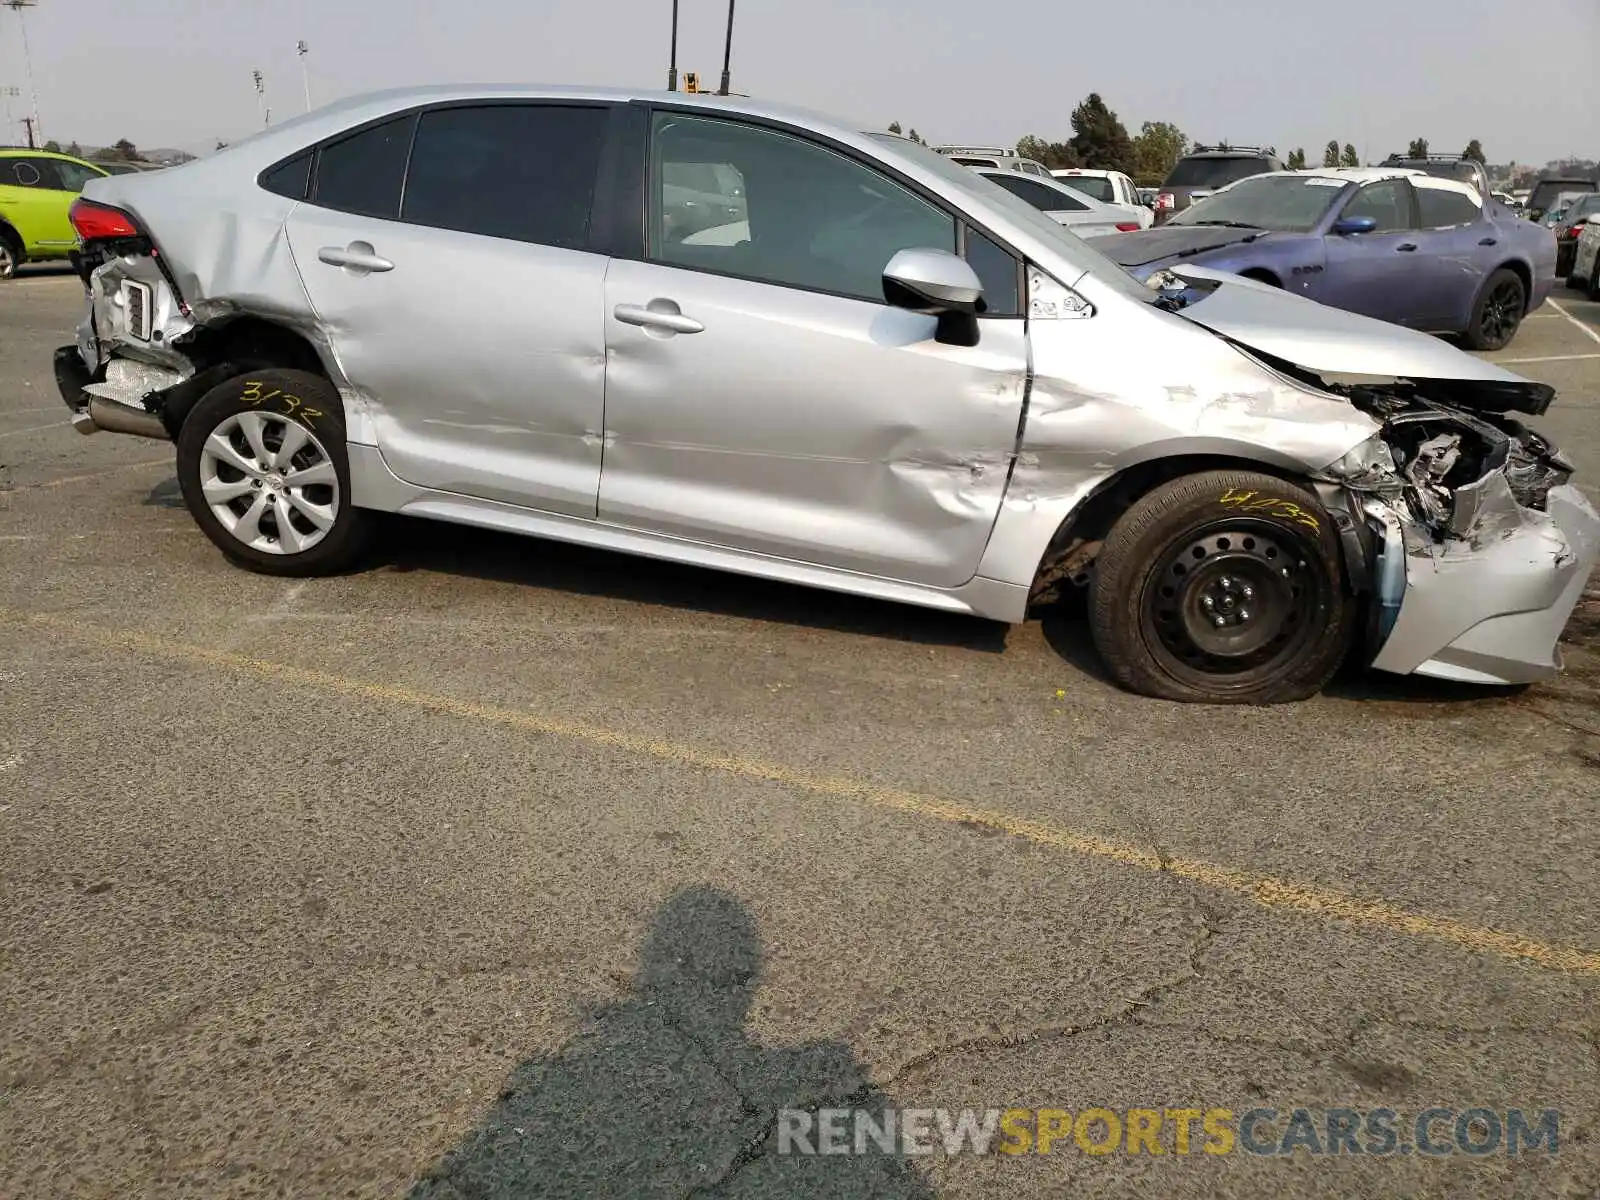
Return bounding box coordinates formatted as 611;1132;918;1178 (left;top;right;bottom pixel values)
1589;256;1600;302
1088;470;1356;704
1462;267;1526;351
176;369;373;576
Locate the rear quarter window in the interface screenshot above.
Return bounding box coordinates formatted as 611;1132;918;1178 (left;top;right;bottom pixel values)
312;114;418;219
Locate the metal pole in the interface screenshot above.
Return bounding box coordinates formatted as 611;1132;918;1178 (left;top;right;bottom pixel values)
298;42;312;112
666;0;679;91
9;2;43;144
718;0;735;95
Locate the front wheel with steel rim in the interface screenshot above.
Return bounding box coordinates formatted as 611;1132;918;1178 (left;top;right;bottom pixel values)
1088;470;1357;703
1463;267;1526;351
176;368;373;576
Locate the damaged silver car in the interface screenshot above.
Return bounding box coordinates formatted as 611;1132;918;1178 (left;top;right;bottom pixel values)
55;85;1599;703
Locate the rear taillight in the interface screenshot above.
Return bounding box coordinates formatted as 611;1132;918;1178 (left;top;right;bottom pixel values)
1155;192;1174;210
1114;221;1141;232
68;198;143;241
1567;224;1585;239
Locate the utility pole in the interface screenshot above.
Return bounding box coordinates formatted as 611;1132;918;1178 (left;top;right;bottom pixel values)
0;84;18;142
666;0;679;92
4;0;42;145
717;0;735;95
297;41;311;112
22;113;35;148
252;69;268;126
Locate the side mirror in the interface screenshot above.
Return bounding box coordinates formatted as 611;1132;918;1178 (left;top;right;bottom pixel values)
1333;215;1378;235
883;248;982;314
883;248;984;346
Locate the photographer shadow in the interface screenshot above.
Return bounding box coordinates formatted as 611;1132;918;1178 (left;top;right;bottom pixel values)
409;886;933;1199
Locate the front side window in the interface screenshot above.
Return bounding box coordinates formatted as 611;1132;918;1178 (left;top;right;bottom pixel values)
1415;183;1482;229
988;175;1088;213
651;113;956;303
312;113;417;219
51;160;103;193
1341;180;1414;233
401;104;607;249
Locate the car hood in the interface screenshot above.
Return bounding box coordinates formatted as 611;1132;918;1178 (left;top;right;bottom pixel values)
1162;266;1554;415
1099;224;1272;267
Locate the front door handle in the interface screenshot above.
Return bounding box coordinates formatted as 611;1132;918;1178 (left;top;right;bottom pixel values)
614;302;705;335
1479;236;1497;246
1396;243;1418;252
317;242;394;274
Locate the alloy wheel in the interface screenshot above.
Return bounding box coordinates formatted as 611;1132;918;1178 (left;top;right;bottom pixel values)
0;242;15;280
197;410;340;555
1480;279;1523;346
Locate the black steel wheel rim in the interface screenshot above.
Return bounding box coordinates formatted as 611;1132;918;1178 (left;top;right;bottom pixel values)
1139;519;1328;692
1481;279;1522;344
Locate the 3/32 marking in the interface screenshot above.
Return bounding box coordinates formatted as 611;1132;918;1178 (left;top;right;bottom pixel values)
240;380;323;428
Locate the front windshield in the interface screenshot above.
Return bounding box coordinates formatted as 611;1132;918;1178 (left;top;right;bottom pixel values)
1168;173;1350;232
1053;174;1114;202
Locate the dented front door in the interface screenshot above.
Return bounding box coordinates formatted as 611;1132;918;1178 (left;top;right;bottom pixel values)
599;259;1029;588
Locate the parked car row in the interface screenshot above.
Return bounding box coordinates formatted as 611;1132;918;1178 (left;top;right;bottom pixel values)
52;86;1598;705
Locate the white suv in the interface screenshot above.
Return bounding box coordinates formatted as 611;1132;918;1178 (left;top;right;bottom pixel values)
931;146;1052;177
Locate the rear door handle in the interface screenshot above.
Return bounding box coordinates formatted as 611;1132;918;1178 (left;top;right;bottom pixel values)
317;242;394;273
1396;243;1418;252
1478;237;1497;246
613;302;704;335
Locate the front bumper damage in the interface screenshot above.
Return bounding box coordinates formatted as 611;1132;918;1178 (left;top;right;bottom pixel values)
1318;389;1600;685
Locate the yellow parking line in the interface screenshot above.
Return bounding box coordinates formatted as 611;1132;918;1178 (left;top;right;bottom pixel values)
9;457;171;491
10;607;1600;977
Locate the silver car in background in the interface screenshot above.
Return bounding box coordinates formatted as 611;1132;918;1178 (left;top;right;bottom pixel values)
974;169;1147;238
55;85;1598;702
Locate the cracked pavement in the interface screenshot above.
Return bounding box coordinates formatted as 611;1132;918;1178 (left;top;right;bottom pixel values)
2;274;1599;1198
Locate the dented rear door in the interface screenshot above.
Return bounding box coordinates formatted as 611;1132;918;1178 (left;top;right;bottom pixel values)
596;109;1029;590
283;102;613;517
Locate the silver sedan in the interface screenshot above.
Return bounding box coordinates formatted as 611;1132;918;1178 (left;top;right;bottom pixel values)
54;85;1598;702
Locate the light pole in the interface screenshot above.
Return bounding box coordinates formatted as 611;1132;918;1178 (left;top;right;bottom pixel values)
297;41;311;112
666;0;679;92
717;0;735;96
252;69;268;126
4;0;42;145
0;84;18;143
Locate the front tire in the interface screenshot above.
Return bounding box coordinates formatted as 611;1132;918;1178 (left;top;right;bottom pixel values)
1588;256;1600;302
1088;471;1356;704
1462;268;1526;351
176;369;372;576
0;227;21;280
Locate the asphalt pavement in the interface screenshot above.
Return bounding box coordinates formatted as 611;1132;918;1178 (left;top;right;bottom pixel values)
2;268;1598;1199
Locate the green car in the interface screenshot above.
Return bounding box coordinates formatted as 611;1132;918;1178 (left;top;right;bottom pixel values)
0;150;109;279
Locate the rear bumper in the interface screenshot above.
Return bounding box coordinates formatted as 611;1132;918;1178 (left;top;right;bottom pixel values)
1370;483;1600;685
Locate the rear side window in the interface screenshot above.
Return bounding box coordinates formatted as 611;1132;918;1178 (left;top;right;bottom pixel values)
261;151;312;200
312;114;417;219
988;175;1088;212
2;158;49;187
1416;185;1481;228
401;104;608;249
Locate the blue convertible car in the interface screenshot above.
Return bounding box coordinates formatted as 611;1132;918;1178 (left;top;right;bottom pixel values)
1101;168;1556;351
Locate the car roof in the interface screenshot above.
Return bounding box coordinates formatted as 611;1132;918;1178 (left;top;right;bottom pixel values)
0;147;106;169
1275;166;1424;186
1051;168;1119;178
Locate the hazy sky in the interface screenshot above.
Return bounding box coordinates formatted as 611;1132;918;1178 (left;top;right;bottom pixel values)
6;0;1597;167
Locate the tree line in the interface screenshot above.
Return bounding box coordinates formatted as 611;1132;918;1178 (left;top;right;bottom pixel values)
894;94;1493;187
